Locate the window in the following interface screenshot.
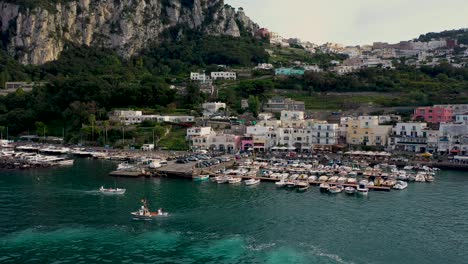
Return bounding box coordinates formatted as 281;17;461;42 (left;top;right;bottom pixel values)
284;137;289;140
326;132;329;137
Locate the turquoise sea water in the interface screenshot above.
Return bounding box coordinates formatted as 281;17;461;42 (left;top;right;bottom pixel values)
0;159;467;263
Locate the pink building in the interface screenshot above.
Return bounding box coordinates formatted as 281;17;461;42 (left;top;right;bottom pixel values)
413;107;453;123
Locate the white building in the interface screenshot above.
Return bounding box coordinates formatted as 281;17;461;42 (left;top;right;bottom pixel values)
190;72;209;82
303;65;322;73
210;72;237;80
455;114;468;124
280;110;304;121
191;133;240;153
202;102;226;117
331;66;361;75
255;63;274;70
186;127;213;140
389;123;429;152
438;123;468;155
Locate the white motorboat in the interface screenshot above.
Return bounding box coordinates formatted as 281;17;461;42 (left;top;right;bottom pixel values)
319;183;330;192
295;181;309;188
357;184;369;195
347;178;357;184
297;183;310;192
215;175;229;184
318;176;329;182
228;177;242;184
425;175;434;182
99;186;126;195
393;180;408;190
245;178;260;186
328;176;339;183
117;162;136;171
285;180;296;188
329;185;343;194
308;175;318;181
415;174;426;182
344;186;357;194
337;177;347;184
275;179;286;187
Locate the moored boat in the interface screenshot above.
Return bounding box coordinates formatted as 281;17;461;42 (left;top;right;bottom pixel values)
275;179;286;187
357;184;369;196
329;185;343;194
193;175;210;181
215;175;229;184
393;180;408;190
245;178;260;186
319;183;330;192
228;177;243;184
344;186;356;194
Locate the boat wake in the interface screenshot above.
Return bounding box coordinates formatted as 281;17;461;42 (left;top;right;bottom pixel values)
300;243;355;264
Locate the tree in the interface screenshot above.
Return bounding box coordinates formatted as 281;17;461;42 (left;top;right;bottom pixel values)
248;95;260;117
153;124;166;145
88;114;96;140
35;121;48;138
103;120;110;146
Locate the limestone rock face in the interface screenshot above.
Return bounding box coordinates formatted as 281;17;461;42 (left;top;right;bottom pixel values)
0;0;259;64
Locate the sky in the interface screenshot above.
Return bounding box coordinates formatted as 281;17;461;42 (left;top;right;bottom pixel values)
227;0;468;45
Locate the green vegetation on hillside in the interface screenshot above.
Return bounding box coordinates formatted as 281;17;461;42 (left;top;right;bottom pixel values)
0;32;269;140
418;29;468;44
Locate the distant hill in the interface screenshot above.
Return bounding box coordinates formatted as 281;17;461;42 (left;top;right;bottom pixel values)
417;28;468;44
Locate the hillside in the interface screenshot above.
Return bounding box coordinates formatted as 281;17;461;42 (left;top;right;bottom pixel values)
0;0;258;64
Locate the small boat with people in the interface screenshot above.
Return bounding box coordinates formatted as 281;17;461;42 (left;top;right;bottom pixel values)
131;199;168;220
99;186;126;195
245;178;260;186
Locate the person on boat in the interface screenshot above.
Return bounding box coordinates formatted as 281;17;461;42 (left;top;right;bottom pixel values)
158;208;162;215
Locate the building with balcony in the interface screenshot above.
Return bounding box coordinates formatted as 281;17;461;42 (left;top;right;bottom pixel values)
389;122;429;152
342;116;392;147
202;102;226;117
210;72;237;80
413;106;453;123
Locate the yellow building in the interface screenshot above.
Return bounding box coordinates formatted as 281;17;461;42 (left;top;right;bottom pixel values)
342;116;392;146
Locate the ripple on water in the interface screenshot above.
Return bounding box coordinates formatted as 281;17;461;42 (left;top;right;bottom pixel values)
187;236;246;262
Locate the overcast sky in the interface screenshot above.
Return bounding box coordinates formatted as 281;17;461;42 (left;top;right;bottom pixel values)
227;0;468;45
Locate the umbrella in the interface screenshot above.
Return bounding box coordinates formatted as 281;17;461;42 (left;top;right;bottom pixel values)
272;146;279;150
280;147;288;150
421;152;432;158
288;146;296;150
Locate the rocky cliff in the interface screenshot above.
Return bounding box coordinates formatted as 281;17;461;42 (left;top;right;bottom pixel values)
0;0;259;65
